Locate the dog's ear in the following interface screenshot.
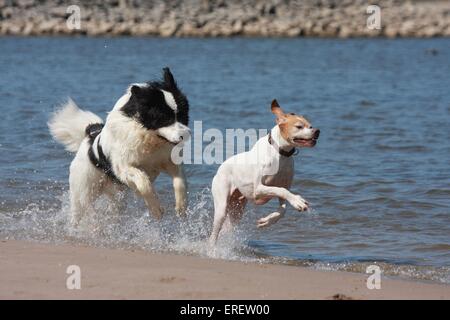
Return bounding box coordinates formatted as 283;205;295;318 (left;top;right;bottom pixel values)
270;99;285;123
130;85;142;96
163;67;178;89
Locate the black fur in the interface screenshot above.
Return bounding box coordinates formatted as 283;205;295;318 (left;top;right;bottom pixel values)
85;123;104;143
121;67;189;129
85;124;122;184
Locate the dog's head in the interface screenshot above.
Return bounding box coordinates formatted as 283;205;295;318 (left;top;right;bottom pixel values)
271;99;320;148
121;67;190;145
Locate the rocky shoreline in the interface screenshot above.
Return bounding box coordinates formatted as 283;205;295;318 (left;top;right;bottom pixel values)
1;0;450;38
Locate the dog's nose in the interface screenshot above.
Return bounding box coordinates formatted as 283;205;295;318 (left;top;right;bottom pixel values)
180;129;191;142
313;129;320;139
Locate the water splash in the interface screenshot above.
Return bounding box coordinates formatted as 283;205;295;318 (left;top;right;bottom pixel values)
0;187;260;263
0;186;449;284
311;261;450;284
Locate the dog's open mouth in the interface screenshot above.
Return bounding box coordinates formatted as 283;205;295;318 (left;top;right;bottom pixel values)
157;135;179;145
293;138;317;147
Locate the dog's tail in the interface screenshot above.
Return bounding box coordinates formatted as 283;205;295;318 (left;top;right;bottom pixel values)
48;98;103;152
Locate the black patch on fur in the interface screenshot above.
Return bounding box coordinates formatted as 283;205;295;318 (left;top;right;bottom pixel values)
85;123;104;143
121;67;189;129
85;124;122;184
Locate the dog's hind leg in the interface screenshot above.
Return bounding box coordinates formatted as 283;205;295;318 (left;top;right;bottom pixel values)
69;195;84;227
68;151;102;227
221;188;247;234
208;175;230;246
257;198;286;228
69;182;100;228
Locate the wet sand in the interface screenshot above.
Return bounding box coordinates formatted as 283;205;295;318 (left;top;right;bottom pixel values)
0;240;449;299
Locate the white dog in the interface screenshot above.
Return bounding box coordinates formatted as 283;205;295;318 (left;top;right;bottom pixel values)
209;100;320;245
48;68;190;226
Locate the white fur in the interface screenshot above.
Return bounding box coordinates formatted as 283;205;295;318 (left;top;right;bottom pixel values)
157;122;190;144
209;125;309;246
161;90;178;111
112;92;131;111
49;95;188;227
48;99;102;152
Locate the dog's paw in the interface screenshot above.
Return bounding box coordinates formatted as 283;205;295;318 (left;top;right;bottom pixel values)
69;216;81;229
175;203;187;217
206;238;220;257
257;217;271;228
257;212;282;228
289;195;309;211
150;206;164;220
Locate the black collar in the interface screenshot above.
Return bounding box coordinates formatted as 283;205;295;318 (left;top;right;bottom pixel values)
268;131;296;157
88;136;123;185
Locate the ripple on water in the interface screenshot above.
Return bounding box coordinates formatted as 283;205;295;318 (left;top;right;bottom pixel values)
374;144;429;152
425;189;450;197
397;210;419;218
412;244;450;253
295;179;337;189
312;261;450;284
1;37;450;286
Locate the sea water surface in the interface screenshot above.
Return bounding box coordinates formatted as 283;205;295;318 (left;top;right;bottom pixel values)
0;37;449;284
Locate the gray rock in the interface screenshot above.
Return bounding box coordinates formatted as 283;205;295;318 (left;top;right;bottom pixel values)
0;0;449;38
159;19;179;37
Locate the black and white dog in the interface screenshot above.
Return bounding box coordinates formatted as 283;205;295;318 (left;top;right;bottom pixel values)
49;68;190;226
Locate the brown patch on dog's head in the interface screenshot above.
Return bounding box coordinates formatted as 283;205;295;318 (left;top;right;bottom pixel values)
271;99;320;148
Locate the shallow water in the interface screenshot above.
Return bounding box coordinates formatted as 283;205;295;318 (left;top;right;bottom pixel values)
0;37;449;284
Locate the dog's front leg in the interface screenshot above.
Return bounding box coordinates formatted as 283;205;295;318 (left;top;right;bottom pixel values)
116;166;163;219
257;199;286;228
166;163;187;216
254;184;309;211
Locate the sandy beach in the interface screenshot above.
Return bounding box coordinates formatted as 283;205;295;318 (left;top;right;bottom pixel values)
0;240;448;300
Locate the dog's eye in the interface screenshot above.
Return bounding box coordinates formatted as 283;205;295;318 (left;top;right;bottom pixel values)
296;125;304;129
